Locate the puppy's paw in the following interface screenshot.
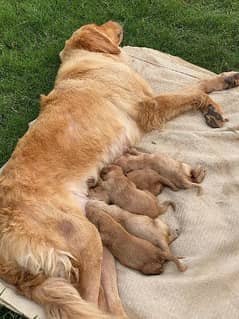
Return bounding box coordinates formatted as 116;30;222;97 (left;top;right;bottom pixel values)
191;165;206;184
168;230;178;243
178;262;187;272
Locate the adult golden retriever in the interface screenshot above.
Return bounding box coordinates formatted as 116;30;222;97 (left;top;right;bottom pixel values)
0;21;238;319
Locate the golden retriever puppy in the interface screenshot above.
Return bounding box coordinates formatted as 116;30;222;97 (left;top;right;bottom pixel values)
86;203;165;275
86;200;186;272
88;169;164;200
88;181;111;203
126;168;177;194
0;19;238;318
100;164;174;217
115;150;206;194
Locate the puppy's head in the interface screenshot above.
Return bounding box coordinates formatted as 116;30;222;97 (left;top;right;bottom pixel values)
60;20;123;61
100;164;123;180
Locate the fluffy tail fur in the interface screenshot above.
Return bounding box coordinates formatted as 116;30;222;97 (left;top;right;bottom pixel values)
32;277;120;319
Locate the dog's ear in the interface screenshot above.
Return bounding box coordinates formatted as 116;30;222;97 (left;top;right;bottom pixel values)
72;27;121;55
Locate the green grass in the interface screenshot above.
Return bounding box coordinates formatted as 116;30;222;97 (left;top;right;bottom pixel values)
0;0;239;167
0;0;239;317
0;305;26;319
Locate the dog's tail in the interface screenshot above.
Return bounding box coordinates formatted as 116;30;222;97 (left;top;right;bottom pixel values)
31;277;120;319
0;261;123;319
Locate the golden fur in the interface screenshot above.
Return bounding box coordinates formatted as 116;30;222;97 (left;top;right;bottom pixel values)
95;164;174;217
86;200;186;272
0;20;239;318
115;148;206;194
126;168;165;195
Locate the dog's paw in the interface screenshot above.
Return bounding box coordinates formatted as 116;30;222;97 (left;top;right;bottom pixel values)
203;105;228;128
220;71;239;89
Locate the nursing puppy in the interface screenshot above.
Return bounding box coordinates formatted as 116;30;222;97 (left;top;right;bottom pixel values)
127;168;175;194
115;149;206;194
100;164;174;217
88;181;111;203
0;19;238;319
88;170;164;200
86;202;165;275
86;200;186;272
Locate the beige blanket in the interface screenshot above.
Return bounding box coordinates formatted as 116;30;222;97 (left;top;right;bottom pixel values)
1;46;239;319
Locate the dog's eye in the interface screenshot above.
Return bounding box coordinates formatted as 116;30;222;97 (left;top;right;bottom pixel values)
117;32;122;38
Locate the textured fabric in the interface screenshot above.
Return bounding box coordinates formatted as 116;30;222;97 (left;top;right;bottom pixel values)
1;46;239;318
118;46;239;319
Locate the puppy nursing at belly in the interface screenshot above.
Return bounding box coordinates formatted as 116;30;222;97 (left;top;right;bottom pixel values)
87;148;206;273
86;200;186;272
100;164;174;217
115;148;206;194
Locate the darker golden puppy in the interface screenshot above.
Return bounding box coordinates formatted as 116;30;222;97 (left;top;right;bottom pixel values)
86;200;186;272
127;168;167;194
100;164;174;217
115;149;206;194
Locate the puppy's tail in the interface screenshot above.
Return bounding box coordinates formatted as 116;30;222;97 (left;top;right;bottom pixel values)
158;200;176;215
32;277;121;319
194;183;203;196
189;182;203;196
160;252;187;273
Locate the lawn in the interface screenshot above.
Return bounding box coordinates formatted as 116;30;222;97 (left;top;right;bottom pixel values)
0;306;26;319
0;0;238;317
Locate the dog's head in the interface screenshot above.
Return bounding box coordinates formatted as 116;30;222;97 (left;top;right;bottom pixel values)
60;21;123;61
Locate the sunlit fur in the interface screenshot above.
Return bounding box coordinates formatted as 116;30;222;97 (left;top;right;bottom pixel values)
0;20;237;319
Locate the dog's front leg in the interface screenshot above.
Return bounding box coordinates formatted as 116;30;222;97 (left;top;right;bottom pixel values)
136;72;239;130
136;90;227;131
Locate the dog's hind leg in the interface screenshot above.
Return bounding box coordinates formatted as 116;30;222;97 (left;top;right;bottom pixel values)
100;247;128;317
55;211;103;305
0;260;117;319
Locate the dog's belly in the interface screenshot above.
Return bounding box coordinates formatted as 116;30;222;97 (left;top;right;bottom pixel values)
65;116;142;213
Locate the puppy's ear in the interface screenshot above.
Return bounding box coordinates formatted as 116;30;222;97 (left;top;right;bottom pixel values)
100;166;112;179
100;165;118;179
73;27;120;54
